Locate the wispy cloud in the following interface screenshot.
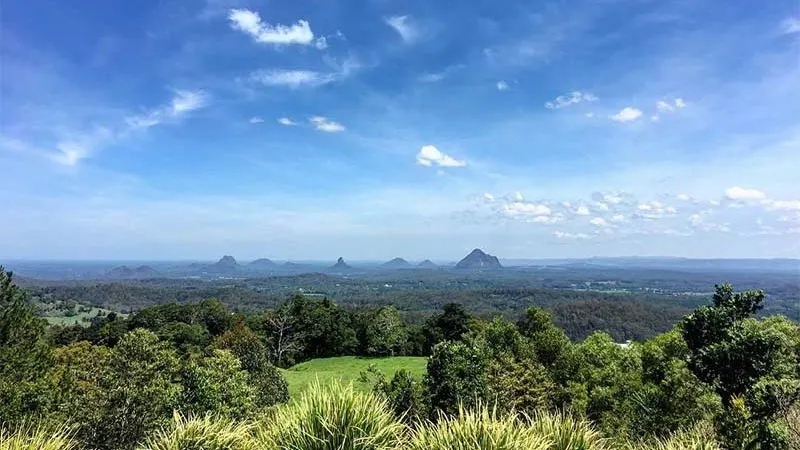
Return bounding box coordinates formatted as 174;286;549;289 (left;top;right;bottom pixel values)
228;9;315;45
610;107;643;122
545;91;597;109
309;116;345;133
416;145;466;167
277;117;297;126
249;58;361;89
781;17;800;34
385;15;419;43
496;81;510;91
249;116;264;124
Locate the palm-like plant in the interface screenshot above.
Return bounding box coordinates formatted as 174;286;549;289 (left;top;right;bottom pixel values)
0;424;79;450
137;412;256;450
623;423;720;450
528;411;612;450
409;405;551;450
257;381;404;450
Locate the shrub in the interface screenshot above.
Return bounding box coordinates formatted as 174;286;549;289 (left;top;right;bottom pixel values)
409;405;550;450
257;381;404;450
0;423;79;450
137;412;256;450
528;411;611;450
624;422;721;450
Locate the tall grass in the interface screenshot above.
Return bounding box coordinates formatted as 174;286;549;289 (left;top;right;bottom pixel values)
137;412;256;450
409;406;551;450
257;381;404;450
0;424;79;450
528;411;612;450
623;423;720;450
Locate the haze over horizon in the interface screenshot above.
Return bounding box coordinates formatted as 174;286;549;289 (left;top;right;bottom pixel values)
2;0;799;260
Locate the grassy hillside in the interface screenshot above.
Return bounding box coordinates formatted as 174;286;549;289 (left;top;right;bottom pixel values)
281;356;427;398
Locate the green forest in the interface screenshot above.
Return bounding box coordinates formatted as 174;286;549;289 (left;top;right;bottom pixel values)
1;266;798;449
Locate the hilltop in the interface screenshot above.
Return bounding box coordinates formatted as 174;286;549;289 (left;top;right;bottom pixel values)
455;248;502;269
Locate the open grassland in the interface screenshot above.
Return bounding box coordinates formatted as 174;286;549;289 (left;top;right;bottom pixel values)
281;356;427;398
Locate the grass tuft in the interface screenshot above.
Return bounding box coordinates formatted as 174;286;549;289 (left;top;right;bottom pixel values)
137;412;256;450
529;411;612;450
0;423;79;450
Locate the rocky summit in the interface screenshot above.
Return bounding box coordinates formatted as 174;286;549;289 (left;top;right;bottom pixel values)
455;248;502;269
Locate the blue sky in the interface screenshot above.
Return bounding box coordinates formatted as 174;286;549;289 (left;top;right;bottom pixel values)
2;0;800;260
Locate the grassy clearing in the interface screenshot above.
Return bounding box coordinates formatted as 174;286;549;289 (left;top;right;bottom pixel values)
43;307;123;326
281;356;427;398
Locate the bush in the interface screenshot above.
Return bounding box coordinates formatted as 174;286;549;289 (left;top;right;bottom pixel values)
258;381;404;450
409;406;550;450
137;412;256;450
528;411;611;450
0;423;79;450
624;422;720;450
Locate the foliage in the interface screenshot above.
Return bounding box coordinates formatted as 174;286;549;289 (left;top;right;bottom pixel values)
137;412;256;450
623;423;720;450
425;338;490;418
363;306;407;356
371;368;427;423
180;349;257;418
258;381;404;450
0;423;79;450
682;284;800;449
410;406;551;450
423;303;474;354
0;267;53;425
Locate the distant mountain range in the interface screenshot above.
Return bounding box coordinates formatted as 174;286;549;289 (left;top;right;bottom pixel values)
106;265;160;279
455;249;502;269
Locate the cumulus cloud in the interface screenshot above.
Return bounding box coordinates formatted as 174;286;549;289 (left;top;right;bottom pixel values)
277;117;297;126
575;205;590;216
782;17;800;34
249;117;264;124
228;9;314;45
589;217;608;227
545;91;597;109
416;145;466;167
314;37;328;50
309;116;345;133
725;186;766;201
610;107;643;122
496;81;510;91
656;98;687;113
503;202;552;217
385;15;419;42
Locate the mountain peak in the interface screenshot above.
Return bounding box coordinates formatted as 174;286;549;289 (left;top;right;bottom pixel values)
215;255;238;267
329;257;351;270
417;259;438;268
455;248;502;269
248;258;275;267
382;257;411;268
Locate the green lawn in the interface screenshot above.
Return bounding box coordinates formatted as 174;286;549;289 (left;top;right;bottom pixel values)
281;356;428;398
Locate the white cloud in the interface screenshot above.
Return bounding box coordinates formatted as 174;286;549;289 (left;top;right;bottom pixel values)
532;215;563;224
594;202;609;211
651;115;660;122
656;100;674;113
249;117;264;124
52;142;89;167
228;9;314;46
553;231;590;240
585;112;595;118
512;191;524;201
314;37;328;50
503;202;551;217
170;90;207;116
385;15;419;42
610;214;626;223
575;205;590;216
126;114;161;130
610;107;643;122
483;193;495;202
545;91;597;109
782;17;800;34
496;81;510;91
763;199;800;211
309;116;345;133
675;98;687;109
676;193;692;201
251;70;330;88
416;145;466;167
589;217;608;227
277;117;297;126
725;186;766;201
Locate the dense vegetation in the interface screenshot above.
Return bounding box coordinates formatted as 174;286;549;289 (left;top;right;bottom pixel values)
2;266;799;449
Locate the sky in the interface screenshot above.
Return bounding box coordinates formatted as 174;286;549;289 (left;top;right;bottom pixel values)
2;0;800;260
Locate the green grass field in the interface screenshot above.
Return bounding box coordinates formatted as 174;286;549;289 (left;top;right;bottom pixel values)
43;308;123;326
281;356;428;398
